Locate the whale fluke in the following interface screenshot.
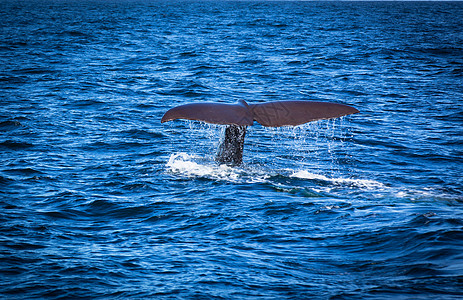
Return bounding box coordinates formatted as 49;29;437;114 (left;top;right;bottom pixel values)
161;100;358;165
161;100;358;127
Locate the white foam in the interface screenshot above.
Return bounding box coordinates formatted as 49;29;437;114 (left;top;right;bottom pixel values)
166;152;242;181
165;153;385;190
165;153;386;189
290;170;385;189
165;153;458;204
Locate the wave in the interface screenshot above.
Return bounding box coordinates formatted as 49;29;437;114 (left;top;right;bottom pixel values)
290;170;385;189
0;120;24;131
0;140;34;150
165;152;381;188
164;153;460;203
119;129;165;140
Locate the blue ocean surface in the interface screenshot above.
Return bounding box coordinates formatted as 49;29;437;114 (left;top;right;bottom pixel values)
1;0;463;298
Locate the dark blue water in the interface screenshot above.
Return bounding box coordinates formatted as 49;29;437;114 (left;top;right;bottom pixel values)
1;0;463;298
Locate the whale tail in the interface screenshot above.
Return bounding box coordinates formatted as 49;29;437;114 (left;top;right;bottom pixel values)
161;100;359;165
161;100;358;127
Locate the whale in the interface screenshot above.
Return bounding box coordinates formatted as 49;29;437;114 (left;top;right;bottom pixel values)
161;100;358;165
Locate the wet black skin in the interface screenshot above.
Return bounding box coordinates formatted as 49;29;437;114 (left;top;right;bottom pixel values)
215;125;247;166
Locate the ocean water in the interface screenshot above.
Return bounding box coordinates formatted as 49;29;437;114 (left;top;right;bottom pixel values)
1;0;463;298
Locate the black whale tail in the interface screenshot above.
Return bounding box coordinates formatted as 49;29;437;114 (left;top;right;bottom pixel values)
161;100;359;165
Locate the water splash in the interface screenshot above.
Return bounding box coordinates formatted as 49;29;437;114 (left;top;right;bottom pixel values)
165;153;453;205
164;151;381;192
166;152;243;181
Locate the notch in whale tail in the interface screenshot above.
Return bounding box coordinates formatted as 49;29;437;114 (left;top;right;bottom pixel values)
161;100;358;127
161;100;359;165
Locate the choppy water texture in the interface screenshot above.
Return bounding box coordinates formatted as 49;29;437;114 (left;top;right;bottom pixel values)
1;0;463;299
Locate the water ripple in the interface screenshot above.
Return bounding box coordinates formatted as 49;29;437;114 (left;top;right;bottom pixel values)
1;1;462;299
